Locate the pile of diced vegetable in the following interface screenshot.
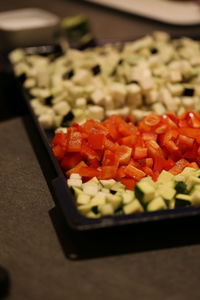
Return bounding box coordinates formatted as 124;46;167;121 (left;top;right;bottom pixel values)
52;111;200;217
9;32;200;129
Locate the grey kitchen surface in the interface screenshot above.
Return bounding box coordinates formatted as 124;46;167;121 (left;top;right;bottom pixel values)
1;1;200;299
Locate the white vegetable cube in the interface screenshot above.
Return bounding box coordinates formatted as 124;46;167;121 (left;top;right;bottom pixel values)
91;90;106;105
88;105;104;121
67;179;82;188
182;97;195;110
152;102;166;115
70;173;82;180
72;69;91;85
126;84;142;107
38;114;54;129
53;101;71;116
109;83;127;107
76;97;87;107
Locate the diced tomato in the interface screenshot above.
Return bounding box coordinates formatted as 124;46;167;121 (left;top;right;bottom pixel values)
60;153;82;170
124;164;146;181
134;147;148;160
121;178;136;190
68;131;82;152
117;145;132;165
67;161;87;176
168;159;190;175
88;133;106;150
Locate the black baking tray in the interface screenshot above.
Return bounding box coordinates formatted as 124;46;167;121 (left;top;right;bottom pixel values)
7;41;200;231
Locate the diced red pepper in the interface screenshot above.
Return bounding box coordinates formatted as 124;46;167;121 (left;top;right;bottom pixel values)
60;153;82;170
168;159;190;175
67;161;87;176
134;147;148;160
78;166;100;178
68;131;82;152
88;133;106;150
98;166;117;180
121;178;136;190
124;164;146;181
117;145;132;165
102;150;119;167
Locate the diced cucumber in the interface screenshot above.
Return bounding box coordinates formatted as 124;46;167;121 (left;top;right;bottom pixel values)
175;181;188;194
90;192;106;206
86;211;101;218
191;190;200;206
110;182;125;192
100;179;116;188
159;186;176;201
186;176;200;190
157;170;174;184
175;193;192;208
135;181;155;204
72;187;83;196
147;197;167;211
106;193;122;210
123;199;144;214
77;193;91;205
122;190;135;204
82;181;99;196
100;203;114;216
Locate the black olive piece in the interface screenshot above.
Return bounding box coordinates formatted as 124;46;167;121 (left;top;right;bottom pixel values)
0;266;10;298
18;73;26;83
110;190;117;195
44;96;53;106
92;206;99;214
91;64;101;75
63;69;74;80
118;58;124;65
110;68;117;77
62;111;75;124
182;88;195;97
128;80;139;84
150;48;158;54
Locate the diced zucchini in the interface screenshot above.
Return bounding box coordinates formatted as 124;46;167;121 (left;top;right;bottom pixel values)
122;190;135;204
90;192;106;206
147;197;167;211
100;179;116;189
159;186;176;201
135;181;155;204
76;193;91;205
175;194;192;208
123;199;144;214
191;190;200;206
110;182;125;192
157;170;174;184
72;187;83;196
186;176;200;190
82;181;99;196
175;181;188;194
106;193;122;210
100;203;114;216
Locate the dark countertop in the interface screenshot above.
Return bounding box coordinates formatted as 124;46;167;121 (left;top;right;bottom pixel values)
1;1;200;299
